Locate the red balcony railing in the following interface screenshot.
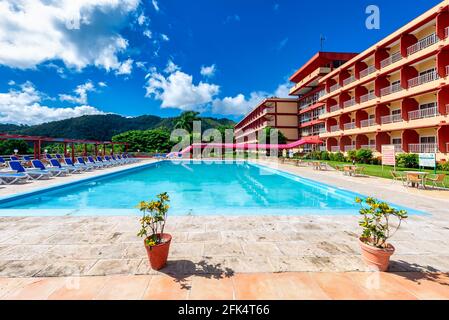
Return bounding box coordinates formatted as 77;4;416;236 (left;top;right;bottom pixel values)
380;52;402;69
407;33;437;56
408;70;439;88
408;106;439;120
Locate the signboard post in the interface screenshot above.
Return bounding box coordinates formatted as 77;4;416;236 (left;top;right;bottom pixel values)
382;145;396;171
419;153;437;173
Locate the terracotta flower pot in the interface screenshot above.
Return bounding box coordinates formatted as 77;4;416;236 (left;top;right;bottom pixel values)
144;233;172;270
359;238;395;272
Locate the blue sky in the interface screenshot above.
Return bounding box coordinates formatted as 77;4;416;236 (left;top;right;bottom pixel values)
0;0;441;125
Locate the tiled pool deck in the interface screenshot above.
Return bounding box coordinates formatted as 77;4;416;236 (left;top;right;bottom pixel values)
0;159;448;299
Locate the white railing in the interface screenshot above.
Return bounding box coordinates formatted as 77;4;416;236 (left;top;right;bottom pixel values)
318;90;327;98
360;65;376;78
361;145;376;150
408;106;439;120
319;146;327;152
344;145;356;152
394;144;403;153
381;114;403;124
380;83;402;96
407;33;437;56
408;71;439;88
330;125;340;132
360;92;376;103
329;83;341;93
360;118;376;128
380;52;402;69
329;105;341;113
331;146;340;152
343;98;356;108
409;143;438;153
343;76;356;86
344;122;356;130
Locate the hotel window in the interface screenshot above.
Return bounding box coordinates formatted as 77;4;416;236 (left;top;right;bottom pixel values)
392;138;402;145
369;140;375;145
420;68;436;77
420;102;436;110
420;136;436;144
392;109;401;115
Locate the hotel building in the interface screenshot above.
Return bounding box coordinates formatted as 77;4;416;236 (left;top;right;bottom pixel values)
318;0;449;160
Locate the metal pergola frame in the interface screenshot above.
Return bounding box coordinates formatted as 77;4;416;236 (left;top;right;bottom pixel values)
0;133;129;162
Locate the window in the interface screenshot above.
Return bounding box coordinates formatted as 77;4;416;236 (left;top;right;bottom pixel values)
392;138;402;145
391;80;401;86
420;136;436;144
392;109;401;115
369;114;375;119
420;102;436;110
369;140;375;145
419;68;436;76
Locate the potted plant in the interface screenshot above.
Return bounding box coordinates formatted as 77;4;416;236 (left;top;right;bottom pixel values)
137;192;172;270
356;197;408;272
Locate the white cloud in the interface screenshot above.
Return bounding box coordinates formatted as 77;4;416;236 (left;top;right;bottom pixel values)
8;80;15;86
143;29;153;39
164;60;180;74
212;82;291;116
145;63;220;111
0;0;140;72
152;0;160;12
0;82;104;125
59;81;95;105
200;64;216;78
137;13;148;26
98;81;108;88
115;58;134;75
161;34;170;41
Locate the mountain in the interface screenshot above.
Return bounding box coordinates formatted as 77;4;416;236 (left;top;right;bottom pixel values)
0;114;236;141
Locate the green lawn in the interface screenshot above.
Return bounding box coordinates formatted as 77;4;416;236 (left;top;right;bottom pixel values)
313;160;449;187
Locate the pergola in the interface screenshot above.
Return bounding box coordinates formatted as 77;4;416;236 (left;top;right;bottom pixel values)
0;134;129;162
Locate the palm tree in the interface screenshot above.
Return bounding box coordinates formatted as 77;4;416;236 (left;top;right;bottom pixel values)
174;111;200;133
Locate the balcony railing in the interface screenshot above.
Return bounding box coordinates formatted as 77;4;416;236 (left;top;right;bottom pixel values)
380;52;402;69
343;98;356;108
360;65;376;78
360;118;376;128
408;106;439;121
344;145;356;152
408;143;438;153
360;145;376;151
407;33;437;56
394;144;403;153
408;70;439;88
331;146;340;152
360;92;376;103
329;105;341;113
343;76;356;86
344;122;356;130
329;83;341;93
381;114;402;124
380;83;402;96
330;125;340;132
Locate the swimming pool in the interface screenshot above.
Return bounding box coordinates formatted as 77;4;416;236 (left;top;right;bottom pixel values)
0;161;423;216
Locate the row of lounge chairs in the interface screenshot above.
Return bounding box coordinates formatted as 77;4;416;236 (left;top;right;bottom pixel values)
0;154;139;185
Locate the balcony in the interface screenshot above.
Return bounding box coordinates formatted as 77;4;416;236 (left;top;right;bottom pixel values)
329;83;341;93
360;145;376;151
408;143;438;153
381;114;402;124
380;52;402;69
408;106;439;120
331;146;340;152
343;98;356;108
407;33;437;56
360;65;376;78
330;125;340;132
394;144;403;153
344;145;356;152
408;70;439;88
360;118;376;128
344;122;356;130
380;83;402;96
329;105;341;113
343;76;356;86
360;92;376;103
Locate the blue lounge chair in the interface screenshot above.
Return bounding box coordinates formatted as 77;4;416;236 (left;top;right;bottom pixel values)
66;158;92;171
0;172;28;185
45;154;53;160
76;157;98;170
10;156;19;161
23;156;32;161
55;154;63;159
111;155;126;165
96;156;112;167
117;155;129;164
86;156;105;168
9;161;51;180
104;156;119;166
50;159;81;174
31;159;68;177
0;157;6;167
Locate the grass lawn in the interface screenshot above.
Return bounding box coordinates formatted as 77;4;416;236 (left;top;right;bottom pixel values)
315;160;449;187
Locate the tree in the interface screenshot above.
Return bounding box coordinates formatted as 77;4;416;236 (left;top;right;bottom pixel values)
0;140;32;155
112;129;174;153
174;111;200;133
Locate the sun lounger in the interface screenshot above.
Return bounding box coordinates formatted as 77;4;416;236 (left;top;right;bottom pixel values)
31;159;69;177
49;159;81;174
8;161;51;180
104;156;119;166
96;156;113;167
111;155;126;165
10;156;19;161
87;156;106;168
65;158;92;171
0;172;28;185
77;157;99;169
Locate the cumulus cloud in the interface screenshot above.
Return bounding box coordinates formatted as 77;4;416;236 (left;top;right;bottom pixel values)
115;58;134;75
0;0;140;72
161;34;170;41
164;60;180;74
143;29;153;39
145;62;220;111
0;82;104;125
200;64;216;78
212;82;291;116
137;13;148;26
59;81;95;105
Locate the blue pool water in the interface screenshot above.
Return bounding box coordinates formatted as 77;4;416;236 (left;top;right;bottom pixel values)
0;161;423;216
